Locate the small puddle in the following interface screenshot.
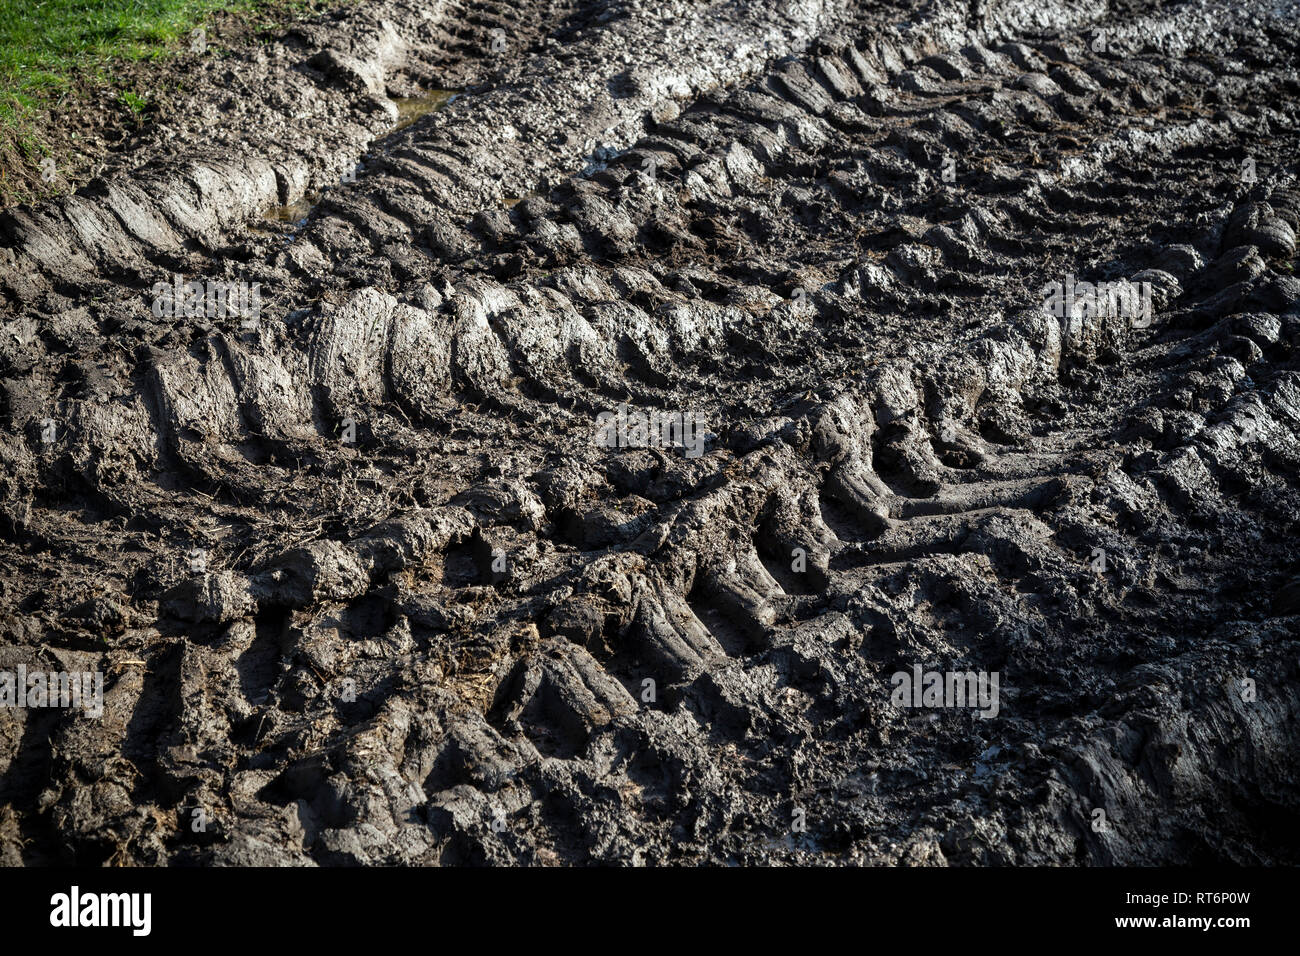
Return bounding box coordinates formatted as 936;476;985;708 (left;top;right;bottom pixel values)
263;191;321;229
502;189;543;209
392;88;459;133
255;88;459;234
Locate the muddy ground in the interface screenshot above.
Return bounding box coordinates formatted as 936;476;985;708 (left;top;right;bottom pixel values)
0;0;1298;866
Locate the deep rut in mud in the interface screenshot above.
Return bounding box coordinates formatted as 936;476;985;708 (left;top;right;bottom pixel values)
1;0;1299;865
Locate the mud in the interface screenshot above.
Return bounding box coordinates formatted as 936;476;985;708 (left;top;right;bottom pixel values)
1;0;1299;866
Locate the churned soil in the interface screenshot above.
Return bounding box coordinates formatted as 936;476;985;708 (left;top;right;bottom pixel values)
0;0;1298;865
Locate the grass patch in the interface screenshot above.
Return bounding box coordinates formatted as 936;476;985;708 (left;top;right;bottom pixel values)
0;0;351;206
0;1;259;114
120;90;149;115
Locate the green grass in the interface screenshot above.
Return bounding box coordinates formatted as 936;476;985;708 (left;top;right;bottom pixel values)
0;0;346;171
1;1;242;117
120;89;148;114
